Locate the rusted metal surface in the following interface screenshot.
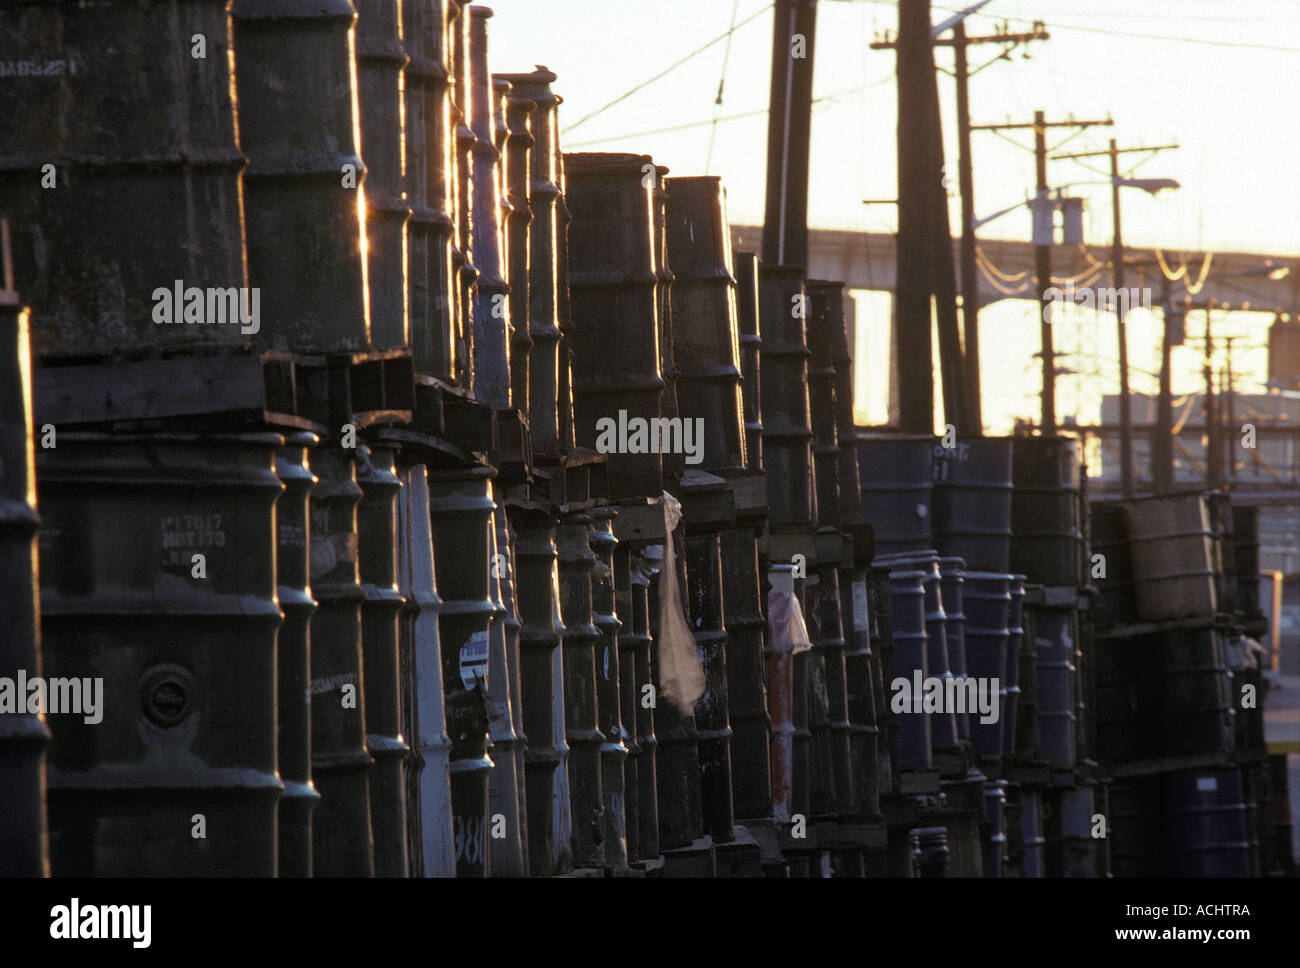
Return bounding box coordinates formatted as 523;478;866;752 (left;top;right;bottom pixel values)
275;433;321;878
39;433;284;876
233;0;370;352
734;254;764;470
932;437;1014;573
356;0;411;351
397;465;456;876
591;509;629;870
510;503;569;875
498;82;535;407
358;443;409;876
496;69;563;458
428;464;497;876
1123;493;1218;622
557;510;604;868
0;296;47;876
686;533;735;843
308;444;374;876
564;152;665;500
1;1;249;359
487;498;526;875
468;8;510;408
665;176;746;473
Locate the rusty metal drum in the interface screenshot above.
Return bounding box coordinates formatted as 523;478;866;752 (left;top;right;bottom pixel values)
38;432;284;876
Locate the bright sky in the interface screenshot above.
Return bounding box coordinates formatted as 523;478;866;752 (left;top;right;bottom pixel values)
482;0;1300;432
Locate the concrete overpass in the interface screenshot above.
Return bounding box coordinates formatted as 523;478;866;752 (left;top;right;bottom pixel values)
730;225;1300;314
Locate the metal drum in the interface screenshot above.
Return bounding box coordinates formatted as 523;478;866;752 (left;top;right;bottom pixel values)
1232;505;1262;623
767;564;799;821
308;444;373;876
1107;777;1164;877
842;569;881;819
233;0;369;352
428;465;497;877
1093;639;1148;763
0;299;48;876
557;511;604;869
591;509;629;870
1124;493;1218;622
666;176;747;473
857;434;934;556
1088;500;1137;627
866;565;897;795
497;82;535;406
687;533;735;844
886;569;930;770
274;433;321;878
1032;607;1077;770
39;432;284;876
932;436;1013;572
2;0;250;358
564;153;665;499
721;529;772;825
758;266;814;529
356;0;411;351
397;466;455;877
877;552;958;751
1157;626;1235;758
1010;436;1081;587
1166;768;1252;877
961;572;1011;761
812;564;852;825
511;504;569;876
448;0;477;385
629;552;660;862
358;443;409;876
1049;786;1096;877
912;826;950;878
650;164;682;490
496;69;563;456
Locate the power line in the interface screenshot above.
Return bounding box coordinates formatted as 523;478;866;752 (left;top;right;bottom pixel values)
706;0;745;173
562;2;774;134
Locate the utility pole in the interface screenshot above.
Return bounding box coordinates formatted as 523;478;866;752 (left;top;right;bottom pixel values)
1054;139;1178;498
1205;303;1217;489
1154;277;1176;494
973;113;1112;436
874;17;1049;433
762;0;818;268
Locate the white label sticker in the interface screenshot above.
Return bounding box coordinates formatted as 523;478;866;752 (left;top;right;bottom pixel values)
1196;776;1217;792
460;630;490;691
852;581;870;632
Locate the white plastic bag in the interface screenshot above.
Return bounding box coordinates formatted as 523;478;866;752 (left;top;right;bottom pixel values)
655;491;706;713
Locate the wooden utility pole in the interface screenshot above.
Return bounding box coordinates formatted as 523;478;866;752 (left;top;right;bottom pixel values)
1054;139;1178;497
891;0;936;433
874;18;1049;433
974;114;1112;436
1154;277;1176;493
762;0;818;269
